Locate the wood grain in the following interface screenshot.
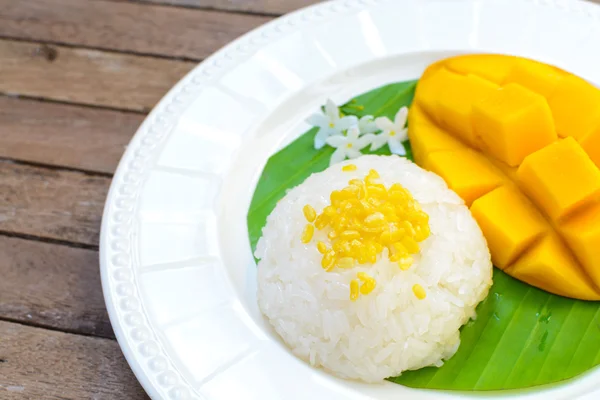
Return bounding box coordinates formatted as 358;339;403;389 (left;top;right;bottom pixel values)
0;0;270;60
0;97;142;174
0;236;112;338
0;161;109;246
0;39;194;111
135;0;599;14
131;0;319;15
0;320;148;399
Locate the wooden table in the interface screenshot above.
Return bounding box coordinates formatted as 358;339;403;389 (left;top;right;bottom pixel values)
0;0;316;398
1;0;599;398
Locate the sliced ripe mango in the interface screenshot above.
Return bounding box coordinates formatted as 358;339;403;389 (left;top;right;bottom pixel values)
580;128;600;169
407;105;463;166
409;54;600;300
426;150;503;206
445;54;515;84
517;137;600;221
503;58;564;97
472;83;556;167
547;74;600;139
470;186;548;269
420;60;445;81
415;67;461;123
559;204;600;289
506;235;600;301
437;74;499;147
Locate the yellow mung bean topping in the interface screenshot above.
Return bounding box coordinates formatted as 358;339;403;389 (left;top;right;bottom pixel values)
357;272;376;296
316;241;328;254
337;257;355;269
398;256;413;271
301;168;430;301
412;284;427;300
301;224;314;243
303;204;317;223
350;279;360;301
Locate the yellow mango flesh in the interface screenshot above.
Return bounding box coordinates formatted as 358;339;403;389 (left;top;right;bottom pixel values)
427;150;503;206
409;54;600;300
445;54;515;84
408;105;463;166
560;205;600;289
503;58;563;98
472;83;556;166
506;235;599;300
547;75;600;139
517;137;600;221
470;186;547;269
437;73;499;146
580;128;600;169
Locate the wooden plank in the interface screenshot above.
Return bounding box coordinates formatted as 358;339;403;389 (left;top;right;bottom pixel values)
0;39;194;111
0;320;148;399
0;97;142;174
105;0;600;15
127;0;317;15
134;0;598;15
0;0;270;60
133;0;319;15
0;236;112;338
0;161;109;246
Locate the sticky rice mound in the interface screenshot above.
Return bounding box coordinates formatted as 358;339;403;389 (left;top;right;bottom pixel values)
255;155;493;382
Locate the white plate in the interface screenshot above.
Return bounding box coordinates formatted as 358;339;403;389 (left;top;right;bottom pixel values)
100;0;600;399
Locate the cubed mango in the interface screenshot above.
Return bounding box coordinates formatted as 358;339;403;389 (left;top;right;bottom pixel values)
425;149;502;206
548;74;600;139
408;54;600;300
426;150;504;206
407;105;463;166
436;74;499;147
415;67;461;123
506;235;600;300
445;54;515;84
580;128;600;169
503;59;564;97
472;83;556;167
559;204;600;289
517;137;600;221
470;186;548;269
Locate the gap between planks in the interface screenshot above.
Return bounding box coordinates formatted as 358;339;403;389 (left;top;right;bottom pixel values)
0;158;114;179
0;34;202;63
0;95;144;174
0;160;110;247
0;235;109;338
0;38;195;112
0;0;272;60
102;0;307;17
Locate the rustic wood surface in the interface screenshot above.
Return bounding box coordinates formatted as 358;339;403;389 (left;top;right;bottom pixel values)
0;236;111;338
0;321;145;399
0;0;269;59
1;0;598;398
0;97;144;173
129;0;319;15
0;0;288;397
1;161;109;246
0;39;195;111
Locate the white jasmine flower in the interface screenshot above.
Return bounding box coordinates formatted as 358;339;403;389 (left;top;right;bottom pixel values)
358;115;379;134
307;99;359;149
371;106;409;155
326;126;374;166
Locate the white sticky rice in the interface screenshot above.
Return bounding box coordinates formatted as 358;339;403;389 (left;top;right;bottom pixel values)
255;155;493;382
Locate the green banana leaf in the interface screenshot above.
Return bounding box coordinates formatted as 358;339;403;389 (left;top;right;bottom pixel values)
246;80;600;391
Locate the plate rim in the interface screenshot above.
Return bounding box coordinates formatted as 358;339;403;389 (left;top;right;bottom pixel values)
99;0;600;399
